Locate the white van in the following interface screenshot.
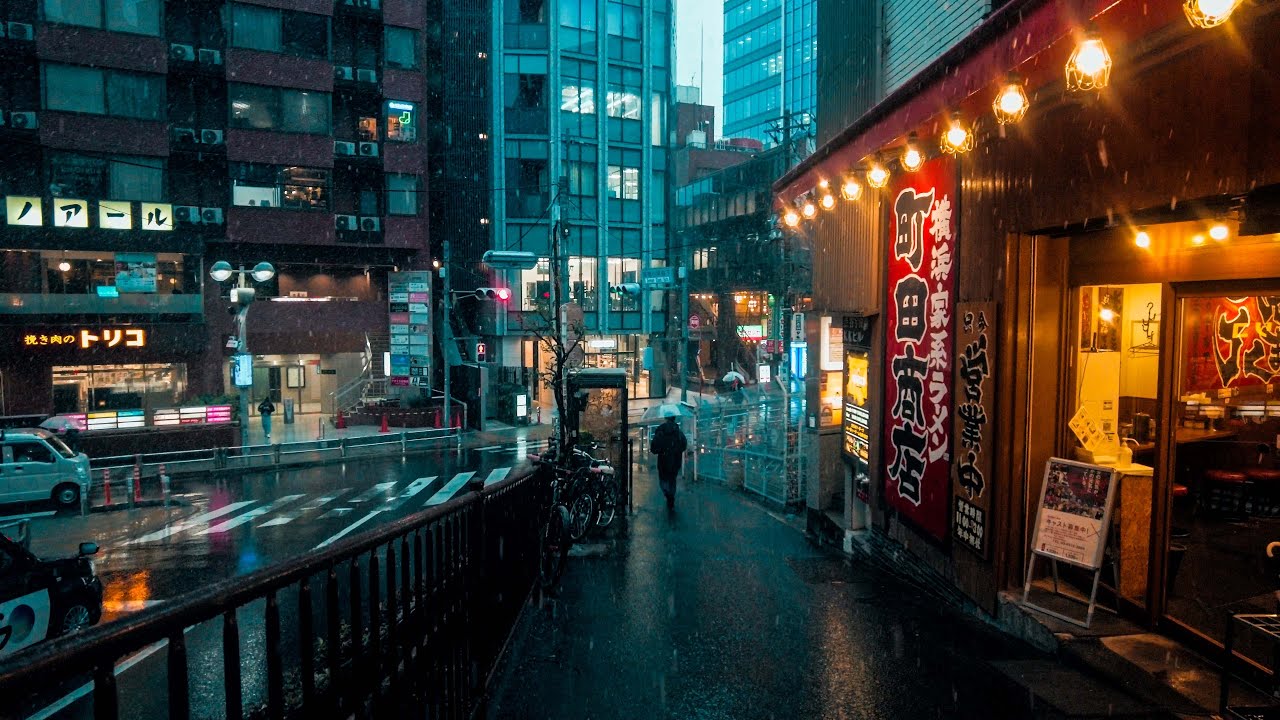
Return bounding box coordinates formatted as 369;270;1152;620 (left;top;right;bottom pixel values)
0;429;91;508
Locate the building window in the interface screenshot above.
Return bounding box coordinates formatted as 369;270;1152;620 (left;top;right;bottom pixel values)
52;364;188;416
607;165;639;200
231;4;328;59
43;0;161;35
520;258;551;311
568;255;597;307
608;257;640;311
504;55;549;134
386;174;418;216
384;100;417;142
231;163;328;210
49;153;164;201
229;84;331;134
43;65;164;120
566;161;596;197
606;66;641;120
384;26;417;69
605;2;640;38
559;0;596;29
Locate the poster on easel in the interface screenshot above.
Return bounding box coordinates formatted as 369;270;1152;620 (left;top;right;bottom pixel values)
1029;458;1118;570
1021;457;1118;628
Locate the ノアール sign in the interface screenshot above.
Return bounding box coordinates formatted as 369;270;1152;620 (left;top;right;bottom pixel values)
882;155;956;542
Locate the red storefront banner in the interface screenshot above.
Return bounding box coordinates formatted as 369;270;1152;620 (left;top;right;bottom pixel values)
1181;296;1280;394
883;155;957;542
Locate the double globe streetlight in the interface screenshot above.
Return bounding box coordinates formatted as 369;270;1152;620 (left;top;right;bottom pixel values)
210;260;276;447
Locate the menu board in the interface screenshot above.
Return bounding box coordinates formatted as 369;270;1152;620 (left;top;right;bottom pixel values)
86;409;145;431
842;349;871;502
1029;458;1118;570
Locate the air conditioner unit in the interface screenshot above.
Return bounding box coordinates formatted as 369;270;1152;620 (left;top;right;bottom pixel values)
174;205;203;224
335;214;358;231
198;48;223;65
171;126;197;144
334;141;357;156
358;142;379;157
7;22;34;41
169;43;196;62
201;128;224;145
335;65;355;81
201;207;224;224
9;111;37;130
355;68;377;84
360;217;381;232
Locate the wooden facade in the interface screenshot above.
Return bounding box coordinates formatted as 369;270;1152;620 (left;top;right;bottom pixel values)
794;0;1280;619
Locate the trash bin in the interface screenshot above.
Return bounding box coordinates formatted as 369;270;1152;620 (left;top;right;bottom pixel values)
283;398;295;424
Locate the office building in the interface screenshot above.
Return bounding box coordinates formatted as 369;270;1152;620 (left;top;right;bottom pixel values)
479;0;675;402
0;0;433;425
721;0;815;151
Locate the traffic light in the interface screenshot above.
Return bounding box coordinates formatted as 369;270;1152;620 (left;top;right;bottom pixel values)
610;283;641;297
534;281;551;301
474;287;512;302
475;342;487;362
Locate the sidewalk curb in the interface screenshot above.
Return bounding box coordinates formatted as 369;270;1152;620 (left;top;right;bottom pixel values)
89;497;192;514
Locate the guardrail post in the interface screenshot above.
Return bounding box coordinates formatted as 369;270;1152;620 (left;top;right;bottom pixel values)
273;443;282;466
102;468;113;507
127;471;136;510
80;479;90;517
340;436;347;459
401;430;407;457
160;465;171;509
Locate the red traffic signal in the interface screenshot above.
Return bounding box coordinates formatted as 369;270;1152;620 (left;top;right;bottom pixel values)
475;287;511;302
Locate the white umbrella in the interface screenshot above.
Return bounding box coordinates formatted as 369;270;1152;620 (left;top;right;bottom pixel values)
722;370;747;385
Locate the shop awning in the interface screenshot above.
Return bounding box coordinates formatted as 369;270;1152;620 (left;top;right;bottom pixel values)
773;0;1183;204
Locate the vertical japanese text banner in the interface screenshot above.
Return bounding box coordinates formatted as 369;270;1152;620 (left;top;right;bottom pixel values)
952;301;996;558
882;155;957;542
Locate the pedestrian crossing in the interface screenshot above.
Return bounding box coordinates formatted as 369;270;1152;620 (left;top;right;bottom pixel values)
127;471;500;547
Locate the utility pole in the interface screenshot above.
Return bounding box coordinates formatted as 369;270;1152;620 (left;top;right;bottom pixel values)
441;238;453;428
679;264;689;403
550;192;570;451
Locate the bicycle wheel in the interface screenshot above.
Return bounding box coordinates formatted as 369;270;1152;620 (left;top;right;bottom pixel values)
540;506;569;589
568;491;596;541
595;475;619;528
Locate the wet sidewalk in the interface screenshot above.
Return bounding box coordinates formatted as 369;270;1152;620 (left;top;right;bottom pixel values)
484;467;1171;719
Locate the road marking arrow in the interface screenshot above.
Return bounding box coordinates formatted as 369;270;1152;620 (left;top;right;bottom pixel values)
350;481;397;503
383;476;438;513
320;507;354;519
201;494;304;534
128;501;258;544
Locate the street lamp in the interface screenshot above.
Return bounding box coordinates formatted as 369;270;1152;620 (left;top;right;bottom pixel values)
210;260;276;448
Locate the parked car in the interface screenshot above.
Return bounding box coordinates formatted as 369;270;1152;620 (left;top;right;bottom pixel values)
0;524;102;657
0;428;91;508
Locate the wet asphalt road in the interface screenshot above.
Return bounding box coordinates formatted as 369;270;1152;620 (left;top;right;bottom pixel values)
484;469;1156;719
6;436;543;720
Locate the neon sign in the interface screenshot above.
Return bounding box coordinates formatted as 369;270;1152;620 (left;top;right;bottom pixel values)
20;328;146;349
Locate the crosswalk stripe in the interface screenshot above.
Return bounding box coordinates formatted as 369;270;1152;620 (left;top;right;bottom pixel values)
258;516;293;528
201;494;305;535
424;472;475;506
129;501;258;544
350;481;397;503
484;467;511;486
316;509;384;548
383;476;438;513
302;489;351;510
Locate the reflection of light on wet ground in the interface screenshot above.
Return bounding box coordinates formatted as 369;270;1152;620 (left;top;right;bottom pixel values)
100;569;155;622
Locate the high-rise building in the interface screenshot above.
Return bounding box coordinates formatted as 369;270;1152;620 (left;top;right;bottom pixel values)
477;0;675;402
721;0;815;151
0;1;432;423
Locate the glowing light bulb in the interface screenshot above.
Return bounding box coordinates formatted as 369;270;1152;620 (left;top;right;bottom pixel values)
1099;308;1115;323
1074;39;1108;76
820;194;836;210
801;201;817;219
901;133;923;172
1184;0;1242;27
1134;230;1151;249
993;74;1030;124
58;260;71;272
841;178;862;201
1210;223;1229;241
783;210;800;228
999;86;1026;115
867;162;889;189
1066;30;1112;91
1192;234;1206;246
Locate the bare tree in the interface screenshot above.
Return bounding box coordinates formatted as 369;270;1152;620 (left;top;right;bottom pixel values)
520;297;587;457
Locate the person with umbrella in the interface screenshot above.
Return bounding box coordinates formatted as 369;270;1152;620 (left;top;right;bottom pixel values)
649;407;688;510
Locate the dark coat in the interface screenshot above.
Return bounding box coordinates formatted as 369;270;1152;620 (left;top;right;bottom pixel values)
650;420;687;480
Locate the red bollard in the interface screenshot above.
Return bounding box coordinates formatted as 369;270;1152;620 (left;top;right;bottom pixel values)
102;468;112;506
133;465;142;503
379;413;390;433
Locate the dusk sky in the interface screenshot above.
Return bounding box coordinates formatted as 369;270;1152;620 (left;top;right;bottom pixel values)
674;0;724;135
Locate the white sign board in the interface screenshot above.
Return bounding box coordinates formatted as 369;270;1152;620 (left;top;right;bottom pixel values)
0;589;51;657
232;353;254;388
1029;458;1118;570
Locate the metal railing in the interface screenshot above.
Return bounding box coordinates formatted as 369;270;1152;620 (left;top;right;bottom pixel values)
0;465;544;720
687;388;807;506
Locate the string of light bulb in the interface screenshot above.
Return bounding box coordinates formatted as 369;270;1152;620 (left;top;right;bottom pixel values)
775;4;1243;229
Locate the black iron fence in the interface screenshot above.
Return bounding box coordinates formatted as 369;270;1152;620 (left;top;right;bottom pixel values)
0;465;542;720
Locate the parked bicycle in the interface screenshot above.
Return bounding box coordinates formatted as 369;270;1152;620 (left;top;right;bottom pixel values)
570;444;620;530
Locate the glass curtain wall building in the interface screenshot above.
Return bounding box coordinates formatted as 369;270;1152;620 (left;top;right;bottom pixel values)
722;0;816;150
491;0;673;384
